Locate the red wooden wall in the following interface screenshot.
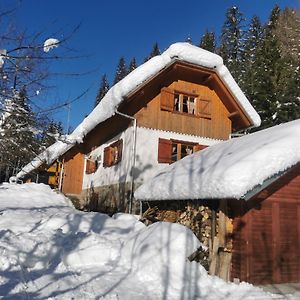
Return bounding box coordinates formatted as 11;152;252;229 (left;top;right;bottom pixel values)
231;167;300;284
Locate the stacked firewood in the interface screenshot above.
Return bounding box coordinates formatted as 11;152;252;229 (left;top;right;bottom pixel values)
141;203;215;247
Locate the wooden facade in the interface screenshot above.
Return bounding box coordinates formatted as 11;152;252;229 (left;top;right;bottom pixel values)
61;147;85;195
134;80;232;140
230;165;300;284
81;61;253;156
57;60;256;213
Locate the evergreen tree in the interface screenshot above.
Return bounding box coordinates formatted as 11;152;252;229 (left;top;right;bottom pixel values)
41;120;63;148
199;30;216;52
219;6;246;82
247;6;282;129
0;88;39;181
240;15;264;106
273;7;300;123
127;57;137;74
94;74;109;107
144;42;161;62
113;57;127;85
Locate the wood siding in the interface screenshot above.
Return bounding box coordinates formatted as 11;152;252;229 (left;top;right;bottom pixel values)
134;80;231;140
231;168;300;284
62;148;85;195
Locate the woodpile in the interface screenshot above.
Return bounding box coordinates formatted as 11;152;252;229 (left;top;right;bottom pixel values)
140;201;217;270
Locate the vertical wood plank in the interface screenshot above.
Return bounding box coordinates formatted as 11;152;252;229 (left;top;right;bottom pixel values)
272;202;280;283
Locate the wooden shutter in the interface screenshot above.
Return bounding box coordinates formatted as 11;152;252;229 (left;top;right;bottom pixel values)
103;146;112;167
114;139;123;164
194;144;208;152
158;138;172;163
103;139;123;167
198;99;211;116
85;159;97;174
160;87;174;111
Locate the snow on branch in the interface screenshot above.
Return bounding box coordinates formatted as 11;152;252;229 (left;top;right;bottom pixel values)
0;49;7;68
43;38;60;53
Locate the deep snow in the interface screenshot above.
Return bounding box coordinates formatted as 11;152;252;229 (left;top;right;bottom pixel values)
0;183;296;299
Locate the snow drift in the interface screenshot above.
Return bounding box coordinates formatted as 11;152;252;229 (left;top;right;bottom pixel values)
0;183;287;299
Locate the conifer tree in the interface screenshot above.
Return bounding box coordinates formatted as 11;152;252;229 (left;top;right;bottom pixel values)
144;42;161;62
246;6;281;129
0;88;39;180
240;15;263;105
199;30;216;52
272;7;300;124
113;57;127;85
41;120;63;148
127;57;137;74
94;74;109;107
219;6;246;82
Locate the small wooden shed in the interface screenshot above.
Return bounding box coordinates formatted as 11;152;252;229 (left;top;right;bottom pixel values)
134;119;300;285
231;164;300;284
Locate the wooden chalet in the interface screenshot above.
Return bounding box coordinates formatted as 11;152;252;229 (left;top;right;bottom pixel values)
134;119;300;285
15;42;260;215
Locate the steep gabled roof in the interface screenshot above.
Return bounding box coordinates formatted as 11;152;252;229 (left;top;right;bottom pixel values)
134;119;300;201
14;42;260;180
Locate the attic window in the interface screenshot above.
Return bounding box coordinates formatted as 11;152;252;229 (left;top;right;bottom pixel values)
161;87;197;115
103;139;123;167
174;93;196;114
158;138;207;163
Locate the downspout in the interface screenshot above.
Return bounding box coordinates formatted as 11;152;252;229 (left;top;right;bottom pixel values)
58;159;64;192
115;110;137;214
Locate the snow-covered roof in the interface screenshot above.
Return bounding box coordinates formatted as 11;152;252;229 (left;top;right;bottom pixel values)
134;119;300;201
15;42;260;179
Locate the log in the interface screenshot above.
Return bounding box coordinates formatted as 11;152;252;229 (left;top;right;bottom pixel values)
209;236;219;276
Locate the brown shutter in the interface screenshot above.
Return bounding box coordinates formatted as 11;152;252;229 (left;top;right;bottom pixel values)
160;87;174;111
103;146;112;167
115;139;123;164
194;144;208;152
85;159;97;174
158;138;172;163
198;99;211;116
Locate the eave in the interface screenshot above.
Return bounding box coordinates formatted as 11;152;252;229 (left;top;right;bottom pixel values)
241;163;300;202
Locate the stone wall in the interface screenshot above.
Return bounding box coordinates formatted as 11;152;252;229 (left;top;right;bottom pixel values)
80;182;141;215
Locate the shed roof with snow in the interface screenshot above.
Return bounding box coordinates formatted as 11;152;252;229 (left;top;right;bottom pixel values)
15;42;261;180
134;119;300;201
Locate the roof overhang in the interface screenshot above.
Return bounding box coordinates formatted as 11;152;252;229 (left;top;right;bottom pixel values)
241;163;300;202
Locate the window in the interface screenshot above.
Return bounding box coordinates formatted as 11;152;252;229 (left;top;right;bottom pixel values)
174;92;196;115
161;88;198;115
85;158;98;174
103;139;123;167
171;142;196;162
160;87;212;118
158;138;208;163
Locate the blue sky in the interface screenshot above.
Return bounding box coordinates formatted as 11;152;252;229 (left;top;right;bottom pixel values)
3;0;300;131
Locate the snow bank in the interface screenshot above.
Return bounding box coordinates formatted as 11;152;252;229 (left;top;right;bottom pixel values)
0;183;290;299
121;222;201;297
15;42;260;180
135;119;300;201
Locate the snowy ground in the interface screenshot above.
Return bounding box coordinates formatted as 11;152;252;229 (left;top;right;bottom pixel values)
0;183;298;299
